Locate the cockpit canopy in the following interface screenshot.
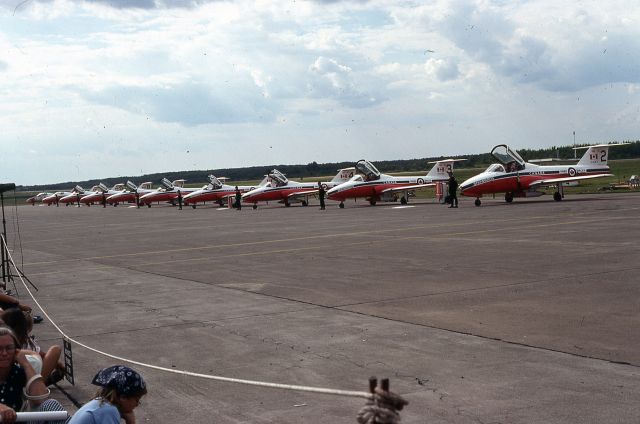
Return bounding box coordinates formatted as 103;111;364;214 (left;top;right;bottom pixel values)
268;169;288;187
355;160;381;181
207;175;223;190
161;178;173;189
491;145;525;172
485;163;505;173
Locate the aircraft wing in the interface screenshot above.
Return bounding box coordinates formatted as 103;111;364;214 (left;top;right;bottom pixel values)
287;189;318;200
380;183;436;194
528;174;613;188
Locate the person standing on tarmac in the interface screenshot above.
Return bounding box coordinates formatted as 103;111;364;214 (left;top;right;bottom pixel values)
448;172;458;208
177;190;183;210
318;182;326;210
235;186;242;210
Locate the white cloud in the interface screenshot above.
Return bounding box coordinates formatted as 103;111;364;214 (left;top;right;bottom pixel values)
425;57;460;82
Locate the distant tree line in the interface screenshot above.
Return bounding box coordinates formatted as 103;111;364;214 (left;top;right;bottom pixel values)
18;140;640;191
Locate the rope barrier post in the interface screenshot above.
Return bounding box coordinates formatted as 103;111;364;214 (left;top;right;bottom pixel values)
0;184;17;290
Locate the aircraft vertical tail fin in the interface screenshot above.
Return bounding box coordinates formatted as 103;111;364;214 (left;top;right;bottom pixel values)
426;159;466;180
331;167;356;183
575;144;627;167
126;181;138;191
98;183;109;192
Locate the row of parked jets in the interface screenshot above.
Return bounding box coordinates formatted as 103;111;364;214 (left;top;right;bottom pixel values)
26;143;625;209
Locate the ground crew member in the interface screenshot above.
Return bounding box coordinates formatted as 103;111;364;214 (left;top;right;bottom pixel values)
102;192;107;208
318;182;326;210
448;172;458;208
235;186;242;210
177;190;182;210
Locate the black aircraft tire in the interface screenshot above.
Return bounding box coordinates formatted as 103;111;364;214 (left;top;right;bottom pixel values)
505;192;514;203
475;198;481;207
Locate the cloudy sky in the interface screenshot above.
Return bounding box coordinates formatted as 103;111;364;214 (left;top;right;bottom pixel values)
1;0;638;185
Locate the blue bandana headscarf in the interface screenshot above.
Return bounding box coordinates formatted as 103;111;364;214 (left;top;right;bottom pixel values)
91;365;146;396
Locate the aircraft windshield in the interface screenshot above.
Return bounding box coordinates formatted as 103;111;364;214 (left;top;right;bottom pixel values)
491;145;524;171
268;169;288;187
355;160;381;181
486;163;505;173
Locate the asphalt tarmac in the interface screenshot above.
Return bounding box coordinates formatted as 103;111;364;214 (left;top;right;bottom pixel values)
4;192;640;423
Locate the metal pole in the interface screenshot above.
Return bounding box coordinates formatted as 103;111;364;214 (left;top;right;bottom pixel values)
573;131;576;159
0;192;6;288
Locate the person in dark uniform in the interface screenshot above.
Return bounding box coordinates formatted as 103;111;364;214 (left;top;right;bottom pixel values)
318;182;325;210
235;186;242;210
177;190;183;210
102;192;107;208
448;172;458;208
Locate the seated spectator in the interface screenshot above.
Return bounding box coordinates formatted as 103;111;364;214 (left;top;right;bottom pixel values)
68;365;147;424
0;293;31;313
0;308;64;386
0;326;67;423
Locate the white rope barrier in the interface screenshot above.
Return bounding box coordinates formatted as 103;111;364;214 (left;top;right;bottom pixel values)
0;411;69;422
1;235;371;400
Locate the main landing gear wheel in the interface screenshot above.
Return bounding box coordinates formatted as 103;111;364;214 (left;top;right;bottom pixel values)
369;199;377;206
553;191;562;201
505;192;514;203
474;198;481;207
147;204;151;208
400;197;407;205
252;204;258;210
339;202;345;209
302;200;308;207
192;205;197;209
285;202;291;207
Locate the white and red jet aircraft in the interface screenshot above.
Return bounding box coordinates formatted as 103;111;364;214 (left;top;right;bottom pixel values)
242;168;355;209
183;175;268;209
326;158;464;208
42;189;75;206
106;181;155;206
460;143;625;206
138;178;201;207
80;183;126;206
58;185;101;206
26;192;53;205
